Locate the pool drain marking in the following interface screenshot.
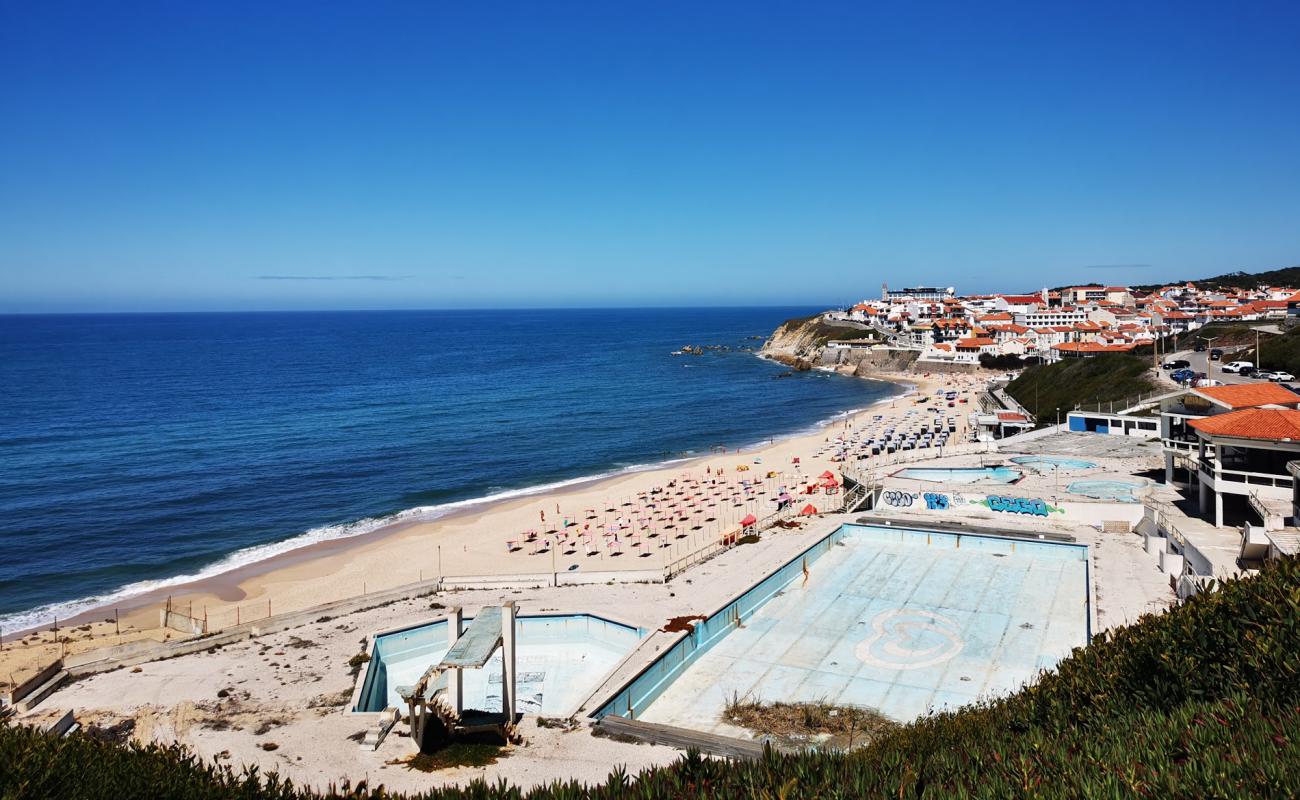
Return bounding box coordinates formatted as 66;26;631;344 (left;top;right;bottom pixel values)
855;609;964;669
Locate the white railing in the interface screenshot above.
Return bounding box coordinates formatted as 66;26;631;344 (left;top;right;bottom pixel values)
1198;459;1294;490
1145;498;1190;548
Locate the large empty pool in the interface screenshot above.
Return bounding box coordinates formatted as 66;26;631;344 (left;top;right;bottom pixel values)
893;466;1023;484
1010;456;1097;473
356;614;643;716
609;524;1088;735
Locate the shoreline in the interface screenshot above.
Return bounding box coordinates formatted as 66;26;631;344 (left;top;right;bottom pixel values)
7;367;917;637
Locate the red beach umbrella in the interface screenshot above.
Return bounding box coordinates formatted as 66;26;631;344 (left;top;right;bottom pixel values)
740;513;757;527
800;504;818;516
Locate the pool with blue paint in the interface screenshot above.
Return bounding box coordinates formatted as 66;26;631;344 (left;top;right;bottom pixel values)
1010;456;1098;473
1065;478;1150;502
597;523;1090;733
894;466;1023;484
356;614;643;715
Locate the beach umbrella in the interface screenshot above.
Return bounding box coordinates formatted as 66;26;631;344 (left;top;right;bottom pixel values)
819;470;836;480
800;504;818;516
740;513;757;527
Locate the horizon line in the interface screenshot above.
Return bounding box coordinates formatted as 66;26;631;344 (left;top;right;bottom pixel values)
0;303;850;317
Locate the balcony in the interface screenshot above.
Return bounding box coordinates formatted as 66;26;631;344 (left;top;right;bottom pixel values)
1162;437;1213;455
1198;457;1293;493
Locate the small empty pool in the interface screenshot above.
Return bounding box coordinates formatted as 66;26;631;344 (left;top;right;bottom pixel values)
1010;456;1097;473
355;614;643;715
894;466;1023;484
1066;479;1150;502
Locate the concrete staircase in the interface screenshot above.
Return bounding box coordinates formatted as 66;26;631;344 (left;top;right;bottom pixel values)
359;707;400;751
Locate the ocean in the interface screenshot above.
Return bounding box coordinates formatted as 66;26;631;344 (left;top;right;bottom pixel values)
0;308;894;631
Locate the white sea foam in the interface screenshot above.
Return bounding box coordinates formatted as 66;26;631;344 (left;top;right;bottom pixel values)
1;362;904;634
0;458;693;634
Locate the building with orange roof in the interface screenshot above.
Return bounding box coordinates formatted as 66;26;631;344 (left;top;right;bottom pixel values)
1183;407;1300;526
1052;341;1136;357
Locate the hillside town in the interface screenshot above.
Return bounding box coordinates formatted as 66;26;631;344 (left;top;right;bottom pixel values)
823;282;1300;365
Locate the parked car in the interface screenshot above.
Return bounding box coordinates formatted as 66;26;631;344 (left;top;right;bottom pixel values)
1194;378;1223;387
1263;370;1296;382
1210;348;1224;360
1223;361;1254;373
1162;358;1191;370
1170;368;1196;383
1239;366;1258;377
1194;343;1207;352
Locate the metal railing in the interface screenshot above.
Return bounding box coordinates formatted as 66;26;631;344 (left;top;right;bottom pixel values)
1074;388;1184;415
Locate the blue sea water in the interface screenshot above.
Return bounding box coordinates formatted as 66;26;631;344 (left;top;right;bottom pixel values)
0;308;894;630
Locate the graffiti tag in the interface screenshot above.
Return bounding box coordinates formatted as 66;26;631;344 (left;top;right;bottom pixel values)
922;492;950;510
986;495;1050;517
882;490;916;508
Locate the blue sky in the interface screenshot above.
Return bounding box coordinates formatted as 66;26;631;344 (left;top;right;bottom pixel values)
2;1;1299;312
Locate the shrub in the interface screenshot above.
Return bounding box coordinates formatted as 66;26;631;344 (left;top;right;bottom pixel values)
4;558;1300;798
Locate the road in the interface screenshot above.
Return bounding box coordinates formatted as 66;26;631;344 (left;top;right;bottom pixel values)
1157;347;1291;389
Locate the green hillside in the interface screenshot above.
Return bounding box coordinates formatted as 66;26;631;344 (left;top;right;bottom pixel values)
5;556;1300;798
1134;264;1300;292
1005;354;1159;421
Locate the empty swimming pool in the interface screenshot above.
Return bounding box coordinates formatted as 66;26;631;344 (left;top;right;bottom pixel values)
356;614;643;715
894;466;1023;484
1066;478;1150;502
600;524;1089;734
1010;456;1097;473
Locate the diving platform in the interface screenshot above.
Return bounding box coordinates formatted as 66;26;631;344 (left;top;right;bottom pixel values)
401;603;517;751
441;606;503;667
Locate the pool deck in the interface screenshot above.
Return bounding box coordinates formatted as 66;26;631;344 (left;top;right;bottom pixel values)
28;495;1174;792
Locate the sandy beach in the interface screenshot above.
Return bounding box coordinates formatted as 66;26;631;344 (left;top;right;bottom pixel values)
2;369;992;678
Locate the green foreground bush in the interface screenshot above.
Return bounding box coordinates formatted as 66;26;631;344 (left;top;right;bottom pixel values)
4;558;1300;798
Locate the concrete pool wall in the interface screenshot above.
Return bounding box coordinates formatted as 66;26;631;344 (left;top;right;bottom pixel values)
355;613;644;717
594;524;853;720
595;522;1092;727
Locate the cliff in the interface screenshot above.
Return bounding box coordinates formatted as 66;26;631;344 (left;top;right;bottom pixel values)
759;313;919;376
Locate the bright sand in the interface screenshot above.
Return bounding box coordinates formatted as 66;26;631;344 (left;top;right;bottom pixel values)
1;370;988;681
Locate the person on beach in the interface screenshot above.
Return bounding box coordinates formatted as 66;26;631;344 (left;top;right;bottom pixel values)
540;510;546;523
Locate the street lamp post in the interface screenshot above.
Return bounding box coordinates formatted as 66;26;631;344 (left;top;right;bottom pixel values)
1203;337;1219;384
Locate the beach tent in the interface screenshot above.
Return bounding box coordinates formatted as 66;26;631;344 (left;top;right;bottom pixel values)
740;513;758;528
800;504;818;516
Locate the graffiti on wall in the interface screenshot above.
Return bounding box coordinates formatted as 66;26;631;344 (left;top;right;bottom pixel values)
881;490;917;508
983;495;1062;517
881;488;1063;517
922;492;951;510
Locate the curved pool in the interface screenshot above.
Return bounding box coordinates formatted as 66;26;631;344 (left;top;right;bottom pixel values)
894;466;1023;484
1065;478;1150;502
1010;456;1098;473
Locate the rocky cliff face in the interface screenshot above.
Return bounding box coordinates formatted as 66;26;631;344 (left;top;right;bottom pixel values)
759;314;920;376
759;316;825;360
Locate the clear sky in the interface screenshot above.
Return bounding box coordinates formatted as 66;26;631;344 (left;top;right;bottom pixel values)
2;1;1299;312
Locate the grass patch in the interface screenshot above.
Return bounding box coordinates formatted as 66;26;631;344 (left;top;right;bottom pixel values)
347;651;371;676
724;694;898;749
395;742;506;771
